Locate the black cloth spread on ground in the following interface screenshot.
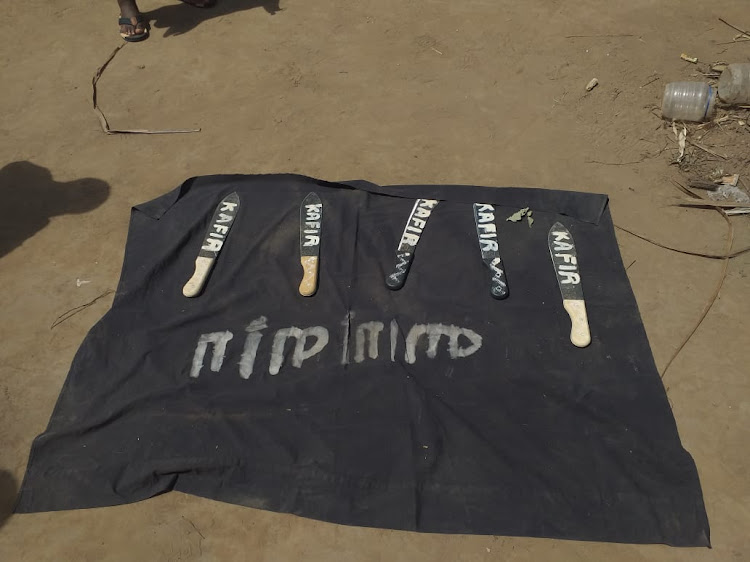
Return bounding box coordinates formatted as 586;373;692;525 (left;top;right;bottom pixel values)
16;175;710;547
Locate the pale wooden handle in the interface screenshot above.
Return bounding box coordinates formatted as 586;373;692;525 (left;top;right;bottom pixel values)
299;256;319;296
183;256;214;297
563;299;591;348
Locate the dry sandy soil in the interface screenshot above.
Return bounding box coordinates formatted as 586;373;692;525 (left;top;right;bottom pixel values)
1;0;749;560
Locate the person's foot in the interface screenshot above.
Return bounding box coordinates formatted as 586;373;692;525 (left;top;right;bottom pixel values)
119;15;150;41
119;0;149;40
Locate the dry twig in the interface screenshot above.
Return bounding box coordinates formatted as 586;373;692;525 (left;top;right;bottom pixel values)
51;290;114;329
614;224;749;259
687;180;719;190
660;208;733;379
718;17;750;40
717;38;750;45
586;144;669;166
92;45;200;135
677;198;747;208
625;181;737;379
686;140;727;159
565;34;635;38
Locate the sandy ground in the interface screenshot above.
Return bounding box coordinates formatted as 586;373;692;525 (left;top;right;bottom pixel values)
1;0;749;559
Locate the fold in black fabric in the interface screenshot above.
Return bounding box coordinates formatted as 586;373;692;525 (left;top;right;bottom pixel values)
16;175;709;547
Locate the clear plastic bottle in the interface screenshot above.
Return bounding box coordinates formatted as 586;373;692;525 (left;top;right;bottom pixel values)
661;82;716;122
718;63;750;104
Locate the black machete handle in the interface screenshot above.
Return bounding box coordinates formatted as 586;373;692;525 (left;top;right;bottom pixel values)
386;251;414;290
485;256;509;300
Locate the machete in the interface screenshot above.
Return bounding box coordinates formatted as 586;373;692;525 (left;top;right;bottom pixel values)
183;192;240;297
548;221;591;347
299;192;322;296
473;203;508;299
385;198;439;290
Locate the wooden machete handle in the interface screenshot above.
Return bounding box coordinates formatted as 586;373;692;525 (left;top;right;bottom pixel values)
562;299;591;348
299;256;319;296
183;256;215;298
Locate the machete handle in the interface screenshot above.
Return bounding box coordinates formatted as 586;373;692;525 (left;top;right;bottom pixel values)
299;255;319;296
183;256;215;298
490;277;509;299
386;251;414;290
485;257;509;300
562;298;591;347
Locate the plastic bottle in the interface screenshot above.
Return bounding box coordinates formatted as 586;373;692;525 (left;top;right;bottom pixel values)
718;63;750;104
661;82;716;122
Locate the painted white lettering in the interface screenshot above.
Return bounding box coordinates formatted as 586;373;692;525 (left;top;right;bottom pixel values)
303;235;320;246
187;316;485;379
552;230;570;242
559;272;581;284
239;317;268;379
414;207;431;219
390;319;398;362
220;202;238;212
478;212;494;223
480;239;499;252
269;326;329;375
190;331;234;378
490;257;505;285
402;232;420;246
553;241;574;252
555;253;577;265
451;328;484;358
341;311;354;365
404;324;483;364
216;213;234;223
412;218;427;229
201;238;223;252
305;204;322;222
354;321;385;363
213;224;229;235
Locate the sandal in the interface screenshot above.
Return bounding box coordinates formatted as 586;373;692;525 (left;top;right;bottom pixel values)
119;15;150;42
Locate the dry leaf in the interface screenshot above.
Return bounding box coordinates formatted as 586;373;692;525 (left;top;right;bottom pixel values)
673;122;687;162
506;207;529;222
